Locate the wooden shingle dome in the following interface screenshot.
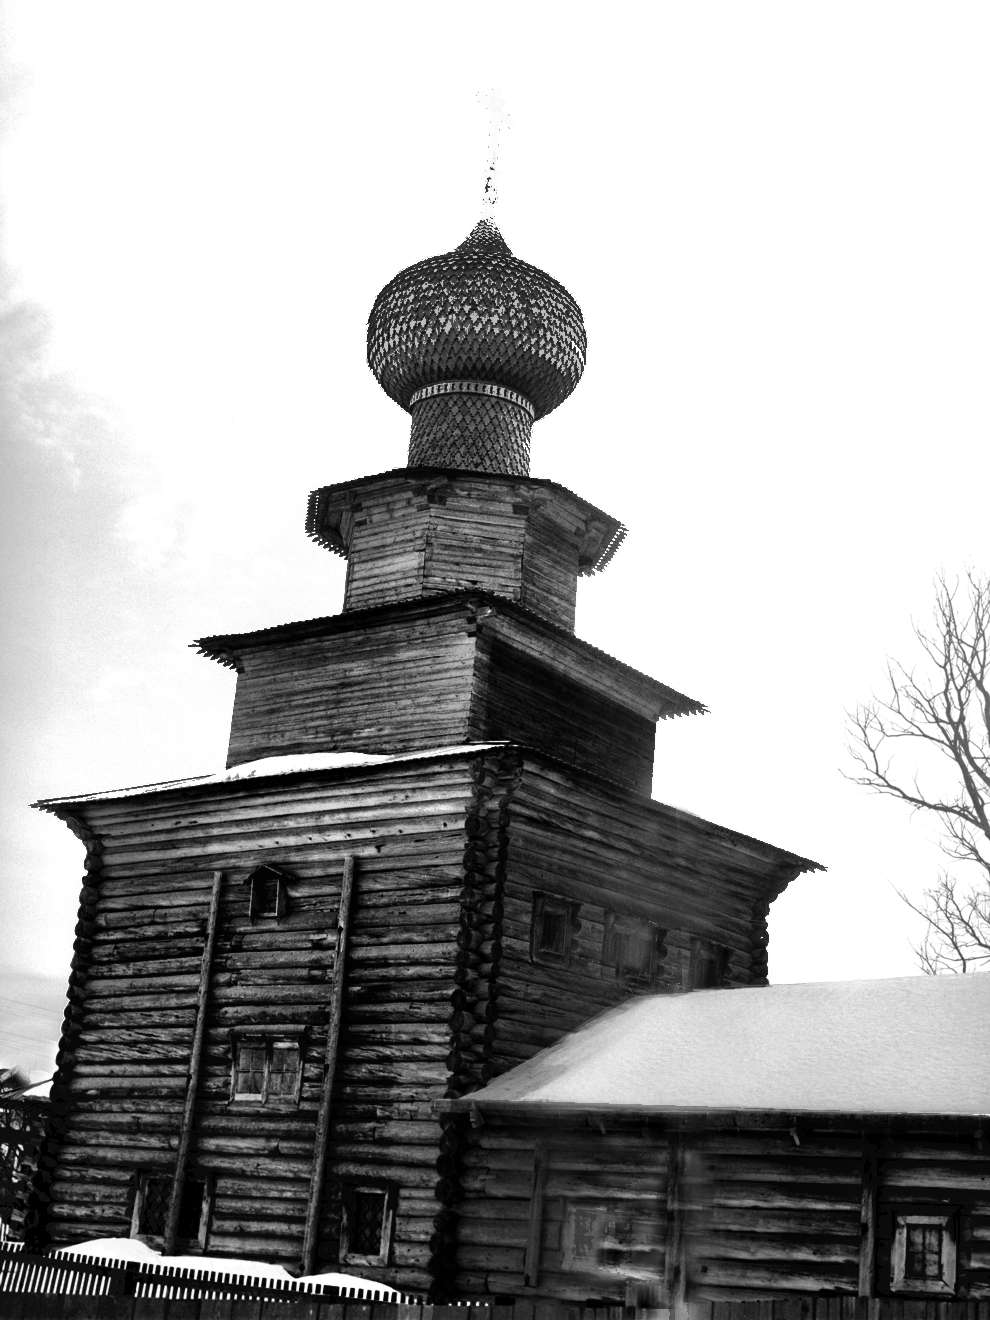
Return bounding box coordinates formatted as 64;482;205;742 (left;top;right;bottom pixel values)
366;219;587;475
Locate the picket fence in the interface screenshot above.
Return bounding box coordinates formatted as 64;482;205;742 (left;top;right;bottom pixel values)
0;1239;424;1305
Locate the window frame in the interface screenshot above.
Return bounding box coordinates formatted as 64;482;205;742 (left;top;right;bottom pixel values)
229;1033;304;1107
339;1181;397;1268
687;937;728;989
602;911;662;985
246;864;289;921
530;892;580;967
891;1213;957;1294
561;1200;631;1274
130;1171;213;1250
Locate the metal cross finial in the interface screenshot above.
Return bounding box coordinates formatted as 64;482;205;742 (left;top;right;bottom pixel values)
478;88;508;216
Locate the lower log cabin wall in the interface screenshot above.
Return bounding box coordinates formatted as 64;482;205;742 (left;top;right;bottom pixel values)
33;754;497;1295
451;1116;990;1304
30;742;816;1298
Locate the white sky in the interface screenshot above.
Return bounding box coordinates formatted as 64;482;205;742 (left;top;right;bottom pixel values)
2;2;989;1072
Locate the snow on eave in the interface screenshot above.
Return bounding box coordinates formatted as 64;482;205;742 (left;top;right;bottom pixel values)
446;976;990;1119
32;744;511;811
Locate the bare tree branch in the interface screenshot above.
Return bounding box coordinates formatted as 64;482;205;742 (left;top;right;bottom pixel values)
849;575;990;973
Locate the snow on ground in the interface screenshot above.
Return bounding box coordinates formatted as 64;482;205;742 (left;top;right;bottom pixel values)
55;1238;399;1293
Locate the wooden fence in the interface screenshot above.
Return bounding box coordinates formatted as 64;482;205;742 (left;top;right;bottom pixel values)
0;1240;421;1308
3;1246;990;1320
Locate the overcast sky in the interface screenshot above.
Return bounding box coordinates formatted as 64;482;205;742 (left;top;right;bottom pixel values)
2;2;989;1075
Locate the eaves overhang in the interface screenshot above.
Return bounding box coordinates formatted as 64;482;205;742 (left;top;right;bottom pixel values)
305;466;627;575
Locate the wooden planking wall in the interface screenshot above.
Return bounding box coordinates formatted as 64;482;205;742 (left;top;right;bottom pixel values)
225;610;478;767
329;474;605;632
452;1120;990;1304
474;640;656;794
454;1119;668;1302
489;758;789;1070
682;1132;864;1297
41;756;487;1293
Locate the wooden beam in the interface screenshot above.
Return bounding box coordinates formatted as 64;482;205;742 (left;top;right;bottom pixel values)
522;1142;548;1288
663;1133;689;1320
301;855;356;1274
163;869;222;1253
858;1137;878;1298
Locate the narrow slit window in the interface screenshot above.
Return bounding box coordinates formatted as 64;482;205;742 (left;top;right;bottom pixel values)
247;864;288;920
688;938;728;989
340;1182;397;1266
131;1173;211;1249
531;893;580;966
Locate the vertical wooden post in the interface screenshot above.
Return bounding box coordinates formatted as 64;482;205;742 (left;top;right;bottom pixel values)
858;1138;878;1298
663;1133;689;1320
523;1142;548;1287
301;855;356;1275
164;870;222;1253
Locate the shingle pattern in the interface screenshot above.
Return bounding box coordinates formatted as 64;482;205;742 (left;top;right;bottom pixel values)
407;390;531;474
367;219;587;425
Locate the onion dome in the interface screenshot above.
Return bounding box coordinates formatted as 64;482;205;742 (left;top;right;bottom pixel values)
367;219;587;476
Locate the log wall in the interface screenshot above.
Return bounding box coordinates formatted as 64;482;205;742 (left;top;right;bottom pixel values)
452;1119;990;1304
307;472;622;633
36;754;491;1295
489;758;798;1071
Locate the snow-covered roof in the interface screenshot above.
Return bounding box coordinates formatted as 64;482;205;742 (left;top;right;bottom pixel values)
455;975;990;1118
34;744;509;808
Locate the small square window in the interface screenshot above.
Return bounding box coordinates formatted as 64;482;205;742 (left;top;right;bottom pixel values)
530;893;580;966
892;1214;957;1294
247;864;288;920
687;938;727;989
340;1182;396;1266
230;1037;302;1105
131;1173;211;1249
603;912;661;984
562;1202;631;1272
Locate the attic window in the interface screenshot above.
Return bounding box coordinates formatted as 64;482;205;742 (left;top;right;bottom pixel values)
602;912;661;984
892;1215;957;1294
247;864;288;920
530;893;580;965
230;1037;302;1105
688;938;727;989
340;1182;397;1266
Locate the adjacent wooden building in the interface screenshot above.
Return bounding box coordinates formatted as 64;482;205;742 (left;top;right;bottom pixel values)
441;976;990;1307
25;217;841;1297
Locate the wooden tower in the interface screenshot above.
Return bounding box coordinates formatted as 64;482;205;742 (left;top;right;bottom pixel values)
26;219;818;1295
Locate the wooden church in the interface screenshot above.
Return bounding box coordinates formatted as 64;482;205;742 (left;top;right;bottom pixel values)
26;217;986;1309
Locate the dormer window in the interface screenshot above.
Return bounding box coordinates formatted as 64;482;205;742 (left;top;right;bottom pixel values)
530;892;580;966
247;864;288;920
